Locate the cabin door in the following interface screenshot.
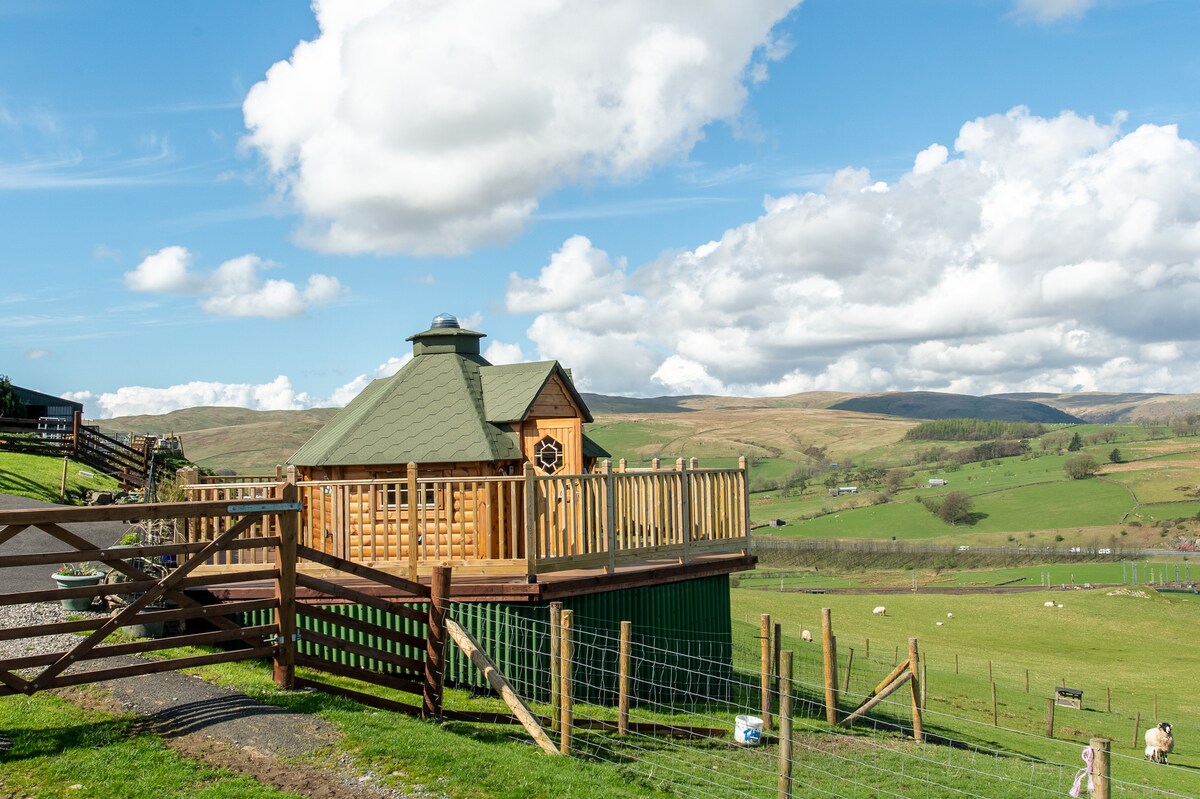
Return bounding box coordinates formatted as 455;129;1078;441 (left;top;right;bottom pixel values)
524;418;582;476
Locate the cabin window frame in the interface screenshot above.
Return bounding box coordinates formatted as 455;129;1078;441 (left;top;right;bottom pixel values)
534;435;565;475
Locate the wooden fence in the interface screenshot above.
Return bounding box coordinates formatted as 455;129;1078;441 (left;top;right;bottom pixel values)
0;412;153;490
180;459;751;579
0;492;450;716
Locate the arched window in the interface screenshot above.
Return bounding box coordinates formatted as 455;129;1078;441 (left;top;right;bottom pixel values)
534;435;564;474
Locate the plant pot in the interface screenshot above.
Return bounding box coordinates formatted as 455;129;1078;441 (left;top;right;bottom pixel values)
126;621;165;639
53;573;103;611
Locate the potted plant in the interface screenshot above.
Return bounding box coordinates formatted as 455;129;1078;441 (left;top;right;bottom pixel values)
105;525;171;638
53;563;103;611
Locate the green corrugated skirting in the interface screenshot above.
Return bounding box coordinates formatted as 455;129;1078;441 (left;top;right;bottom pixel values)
239;574;733;705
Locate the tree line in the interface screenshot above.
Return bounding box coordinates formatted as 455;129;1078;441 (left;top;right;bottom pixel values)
903;418;1047;442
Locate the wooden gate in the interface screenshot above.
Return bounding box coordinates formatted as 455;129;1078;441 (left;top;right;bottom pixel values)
0;490;450;719
284;547;450;718
0;497;298;696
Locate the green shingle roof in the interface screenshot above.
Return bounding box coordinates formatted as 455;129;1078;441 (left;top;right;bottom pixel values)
289;325;596;468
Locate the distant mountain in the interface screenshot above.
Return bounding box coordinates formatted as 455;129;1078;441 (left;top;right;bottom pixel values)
828;391;1083;423
97;407;340;474
989;392;1200;423
580;394;697;414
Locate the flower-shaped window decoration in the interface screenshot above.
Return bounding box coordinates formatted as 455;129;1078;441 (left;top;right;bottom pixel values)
534;435;564;475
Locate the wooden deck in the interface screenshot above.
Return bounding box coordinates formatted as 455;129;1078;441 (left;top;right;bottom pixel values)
190;551;755;604
181;459;752;582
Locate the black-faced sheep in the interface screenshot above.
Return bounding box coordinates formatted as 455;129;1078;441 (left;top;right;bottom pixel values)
1144;722;1174;764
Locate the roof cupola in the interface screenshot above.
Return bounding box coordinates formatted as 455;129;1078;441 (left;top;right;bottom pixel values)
406;313;485;357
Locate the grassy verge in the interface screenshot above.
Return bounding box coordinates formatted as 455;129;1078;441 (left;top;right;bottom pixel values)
0;451;119;504
0;692;300;799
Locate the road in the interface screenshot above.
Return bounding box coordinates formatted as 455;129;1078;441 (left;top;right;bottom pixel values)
0;493;129;595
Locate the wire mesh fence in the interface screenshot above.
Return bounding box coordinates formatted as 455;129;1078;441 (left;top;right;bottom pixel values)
454;604;1196;799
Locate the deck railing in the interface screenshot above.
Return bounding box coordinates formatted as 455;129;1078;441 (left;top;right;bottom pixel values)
181;459;749;578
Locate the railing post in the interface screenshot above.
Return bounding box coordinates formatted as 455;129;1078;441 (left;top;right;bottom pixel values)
738;455;750;553
761;613;772;730
406;462;419;583
524;463;538;582
604;461;616;574
422;565;452;720
71;409;81;457
273;482;299;689
677;458;690;564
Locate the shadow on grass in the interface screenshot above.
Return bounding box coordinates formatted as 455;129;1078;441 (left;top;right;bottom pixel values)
0;716;137;762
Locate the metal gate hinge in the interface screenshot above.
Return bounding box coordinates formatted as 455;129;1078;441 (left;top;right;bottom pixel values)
265;632;302;645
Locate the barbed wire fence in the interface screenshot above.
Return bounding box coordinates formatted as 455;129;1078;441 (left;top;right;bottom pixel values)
454;605;1194;799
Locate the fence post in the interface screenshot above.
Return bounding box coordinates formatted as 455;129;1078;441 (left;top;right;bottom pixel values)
422;566;452;720
1045;698;1056;738
991;682;998;727
777;650;794;799
272;483;299;689
59;456;68;500
71;409;81;457
773;622;781;696
619;620;631;736
406;462;419;583
549;602;562;730
1091;738;1110;799
843;647;854;696
822;608;838;725
604;461;616;574
560;609;574;755
761;614;773;730
909;638;923;742
1131;713;1140;750
738;455;750;550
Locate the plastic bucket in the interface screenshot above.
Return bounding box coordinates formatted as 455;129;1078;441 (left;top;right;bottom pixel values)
734;715;763;745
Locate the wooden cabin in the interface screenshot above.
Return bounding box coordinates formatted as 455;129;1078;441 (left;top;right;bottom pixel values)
182;314;753;702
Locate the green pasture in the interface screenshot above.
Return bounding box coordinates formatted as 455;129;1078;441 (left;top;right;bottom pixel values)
1104;450;1200;504
0;451;119;504
730;586;1200;796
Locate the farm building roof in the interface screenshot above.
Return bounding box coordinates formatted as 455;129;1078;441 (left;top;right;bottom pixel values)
289;319;604;467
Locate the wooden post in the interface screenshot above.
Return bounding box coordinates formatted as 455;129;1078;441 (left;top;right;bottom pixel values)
405;463;420;582
549;601;562;731
524;463;538;582
839;672;912;728
773;622;782;695
1025;669;1029;693
761;614;773;730
777;650;794;799
618;620;631;736
1132;713;1140;750
865;637;869;659
894;645;898;664
1091;738;1110;799
921;661;927;711
909;638;923;742
272;483;299;689
842;648;854;695
738;455;751;550
991;682;998;727
71;409;81;456
560;609;574;755
681;458;692;563
59;456;69;500
422;566;451;720
604;461;616;574
1106;686;1111;713
445;619;559;755
822;608;838;725
988;660;992;683
1045;698;1055;738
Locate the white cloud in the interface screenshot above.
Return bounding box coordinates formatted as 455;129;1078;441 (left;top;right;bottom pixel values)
73;376;311;419
1012;0;1095;23
126;246;346;319
483;341;525;366
507;107;1200;396
328;355;412;407
24;349;48;360
242;0;799;255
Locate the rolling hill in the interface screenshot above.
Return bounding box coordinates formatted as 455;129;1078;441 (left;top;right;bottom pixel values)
828;391;1082;423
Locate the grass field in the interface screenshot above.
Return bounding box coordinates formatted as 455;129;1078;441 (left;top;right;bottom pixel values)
729;586;1200;796
0;452;119;504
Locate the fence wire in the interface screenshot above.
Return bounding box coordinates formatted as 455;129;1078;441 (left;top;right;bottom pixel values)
454;607;1195;799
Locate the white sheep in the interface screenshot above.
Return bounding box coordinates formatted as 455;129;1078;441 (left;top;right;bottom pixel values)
1144;722;1174;764
1044;601;1056;608
801;629;813;643
1056;603;1064;608
935;621;944;626
946;612;954;619
872;606;887;616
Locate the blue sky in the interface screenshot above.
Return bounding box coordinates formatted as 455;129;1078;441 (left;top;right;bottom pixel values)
2;0;1199;418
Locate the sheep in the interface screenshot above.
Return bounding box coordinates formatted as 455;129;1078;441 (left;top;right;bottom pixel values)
872;606;887;617
946;612;954;619
1044;601;1056;608
935;621;944;626
1144;722;1174;764
801;629;813;643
